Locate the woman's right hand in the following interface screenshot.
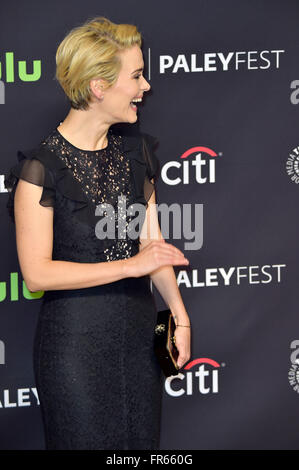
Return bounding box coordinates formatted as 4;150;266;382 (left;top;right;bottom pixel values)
125;239;189;277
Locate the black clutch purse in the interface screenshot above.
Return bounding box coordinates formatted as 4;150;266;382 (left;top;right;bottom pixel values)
154;308;180;377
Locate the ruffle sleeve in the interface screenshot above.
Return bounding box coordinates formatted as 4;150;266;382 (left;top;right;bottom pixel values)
4;149;56;224
141;132;160;206
122;131;160;209
141;132;160;183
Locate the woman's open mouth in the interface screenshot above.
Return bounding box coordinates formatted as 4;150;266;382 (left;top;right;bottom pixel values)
130;97;142;111
130;102;137;111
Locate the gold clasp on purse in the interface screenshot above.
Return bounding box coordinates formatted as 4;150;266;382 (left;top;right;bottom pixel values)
155;324;165;334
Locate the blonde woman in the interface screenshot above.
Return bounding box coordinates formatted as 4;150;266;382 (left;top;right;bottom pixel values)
5;16;191;450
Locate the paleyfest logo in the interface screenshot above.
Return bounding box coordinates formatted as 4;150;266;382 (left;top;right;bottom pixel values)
159;50;285;74
165;357;224;397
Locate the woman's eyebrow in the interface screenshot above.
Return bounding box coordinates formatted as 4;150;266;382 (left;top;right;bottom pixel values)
131;66;144;74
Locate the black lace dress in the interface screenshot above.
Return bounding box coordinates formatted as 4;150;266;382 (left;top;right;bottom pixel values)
4;125;163;450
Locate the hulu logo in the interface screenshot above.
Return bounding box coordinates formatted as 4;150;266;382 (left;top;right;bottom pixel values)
0;272;44;301
0;52;41;83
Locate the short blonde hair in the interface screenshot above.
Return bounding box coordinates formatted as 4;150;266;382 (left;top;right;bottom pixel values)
55;16;142;110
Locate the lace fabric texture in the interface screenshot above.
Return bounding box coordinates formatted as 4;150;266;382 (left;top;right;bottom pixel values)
4;126;163;450
45;127;132;206
41;127;138;262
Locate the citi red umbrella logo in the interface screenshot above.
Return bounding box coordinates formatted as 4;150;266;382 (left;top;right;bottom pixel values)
161;146;221;186
165;357;224;397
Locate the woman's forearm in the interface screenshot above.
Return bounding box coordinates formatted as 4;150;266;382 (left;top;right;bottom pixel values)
27;258;130;292
150;265;190;325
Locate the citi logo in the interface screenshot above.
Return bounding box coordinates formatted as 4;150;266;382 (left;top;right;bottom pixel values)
165;357;223;396
0;52;41;83
161;146;220;186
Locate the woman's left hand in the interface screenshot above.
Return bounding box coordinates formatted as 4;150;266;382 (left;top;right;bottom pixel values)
174;324;191;369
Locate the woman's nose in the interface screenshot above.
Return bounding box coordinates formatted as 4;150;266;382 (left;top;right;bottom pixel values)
142;77;151;92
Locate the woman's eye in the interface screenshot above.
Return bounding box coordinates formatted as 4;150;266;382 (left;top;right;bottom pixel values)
134;75;141;80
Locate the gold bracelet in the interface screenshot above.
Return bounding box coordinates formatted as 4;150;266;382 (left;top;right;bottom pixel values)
172;313;190;328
